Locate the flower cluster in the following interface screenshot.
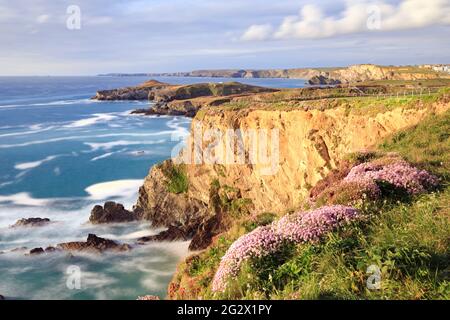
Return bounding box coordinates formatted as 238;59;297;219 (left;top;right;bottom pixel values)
314;178;382;206
274;205;359;243
211;205;359;292
344;160;439;195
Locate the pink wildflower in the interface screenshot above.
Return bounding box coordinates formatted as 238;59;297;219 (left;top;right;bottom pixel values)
212;205;359;292
344;160;439;194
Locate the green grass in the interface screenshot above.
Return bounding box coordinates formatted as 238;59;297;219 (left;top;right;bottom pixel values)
213;87;447;116
162;164;189;194
219;189;449;300
380;109;450;182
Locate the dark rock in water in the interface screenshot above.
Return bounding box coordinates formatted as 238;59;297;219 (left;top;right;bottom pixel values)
137;213;226;251
57;234;132;253
89;202;137;224
45;246;59;253
308;75;341;85
137;225;192;244
0;294;5;300
29;248;45;255
11;217;51;228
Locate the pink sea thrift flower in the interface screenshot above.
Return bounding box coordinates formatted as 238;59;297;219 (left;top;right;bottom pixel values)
344;160;439;195
211;205;359;292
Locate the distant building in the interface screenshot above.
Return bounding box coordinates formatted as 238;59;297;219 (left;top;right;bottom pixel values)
432;65;449;73
418;64;449;73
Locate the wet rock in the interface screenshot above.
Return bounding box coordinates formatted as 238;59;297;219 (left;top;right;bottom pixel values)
137;225;193;244
89;202;137;224
11;218;51;228
45;246;59;253
29;248;45;255
0;294;5;300
57;234;132;253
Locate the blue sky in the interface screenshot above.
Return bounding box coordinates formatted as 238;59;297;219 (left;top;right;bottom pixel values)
0;0;449;75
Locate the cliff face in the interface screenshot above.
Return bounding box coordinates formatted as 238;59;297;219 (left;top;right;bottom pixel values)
118;64;449;82
135;98;449;231
327;64;446;83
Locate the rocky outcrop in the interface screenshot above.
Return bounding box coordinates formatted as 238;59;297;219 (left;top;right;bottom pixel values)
137;225;194;243
11;218;51;228
93;80;171;101
93;81;277;117
0;294;4;300
189;213;228;251
308;75;341;85
57;234;131;253
132;96;235;118
89;201;137;224
29;248;45;255
134;160;209;228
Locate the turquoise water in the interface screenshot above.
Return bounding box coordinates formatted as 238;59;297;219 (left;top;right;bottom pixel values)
0;76;305;300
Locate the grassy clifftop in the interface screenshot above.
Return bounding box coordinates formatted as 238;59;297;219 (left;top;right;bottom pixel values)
168;108;450;300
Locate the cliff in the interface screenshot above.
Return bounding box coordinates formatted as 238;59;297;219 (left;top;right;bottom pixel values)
168;106;450;300
99;64;450;83
134;90;450;251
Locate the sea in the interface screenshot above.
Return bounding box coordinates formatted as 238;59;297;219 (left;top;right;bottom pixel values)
0;76;306;300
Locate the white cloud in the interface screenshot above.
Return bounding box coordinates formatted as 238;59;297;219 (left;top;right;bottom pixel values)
36;14;50;24
241;24;273;41
242;0;450;41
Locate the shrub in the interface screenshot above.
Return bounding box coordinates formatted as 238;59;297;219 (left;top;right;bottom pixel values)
163;164;189;194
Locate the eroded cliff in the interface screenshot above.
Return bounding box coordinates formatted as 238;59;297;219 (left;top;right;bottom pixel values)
134;93;450;250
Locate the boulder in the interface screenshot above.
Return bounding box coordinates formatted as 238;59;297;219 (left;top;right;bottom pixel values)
0;294;4;300
45;246;59;253
57;234;131;253
89;202;137;224
11;218;51;228
137;225;191;244
29;248;45;255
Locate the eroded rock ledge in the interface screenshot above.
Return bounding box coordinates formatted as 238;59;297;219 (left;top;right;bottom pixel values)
92;80;277;117
57;234;131;253
11;217;51;228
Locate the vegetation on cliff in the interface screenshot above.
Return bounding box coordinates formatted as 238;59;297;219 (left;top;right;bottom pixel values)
168;109;450;300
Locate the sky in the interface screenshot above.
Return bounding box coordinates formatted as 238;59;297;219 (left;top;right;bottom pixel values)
0;0;449;75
